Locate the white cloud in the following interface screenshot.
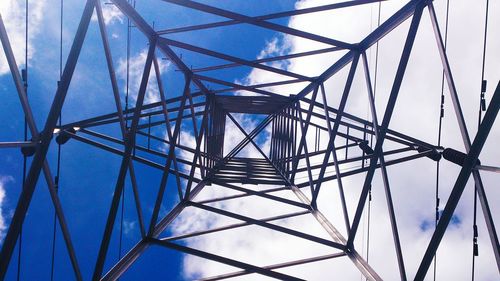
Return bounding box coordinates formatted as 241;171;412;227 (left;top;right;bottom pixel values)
0;0;46;75
100;2;124;25
123;219;137;236
170;0;500;280
91;1;124;25
235;36;301;96
0;175;14;241
116;48;170;105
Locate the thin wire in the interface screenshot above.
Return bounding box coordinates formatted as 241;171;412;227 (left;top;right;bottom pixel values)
17;1;29;280
118;187;125;262
472;1;489;279
360;204;366;281
50;0;64;279
366;3;374;125
370;2;381;149
125;0;133;129
366;187;372;263
365;5;381;279
119;0;135;272
434;1;450;280
478;0;490;125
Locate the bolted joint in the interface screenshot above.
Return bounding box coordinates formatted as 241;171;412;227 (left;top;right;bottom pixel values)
20;139;37;157
358;140;374;155
20;133;44;157
416;146;442;162
55;127;78;145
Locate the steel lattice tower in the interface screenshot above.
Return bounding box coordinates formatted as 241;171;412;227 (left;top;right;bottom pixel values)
0;0;499;280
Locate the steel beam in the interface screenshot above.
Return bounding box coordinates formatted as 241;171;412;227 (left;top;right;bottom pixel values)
101;181;205;280
159;37;313;82
111;0;213;97
149;238;305;281
428;3;500;271
147;75;190;236
348;3;424;246
1;0;496;280
0;141;36;148
311;53;360;206
63;130;200;181
298;149;433;188
182;81;208;191
0;1;97;278
96;0;146;238
361;51;406;280
210;179;309;210
162;0;356;50
92;38;157;280
157;0;383;35
199;252;346;281
188;201;345;251
163;210;309;242
288;185;382;281
152;55;184;202
291;85;319;184
193;73;280;97
192;47;342;73
59;93;204;130
318;83;351;233
295;102;317;197
415;81;500;280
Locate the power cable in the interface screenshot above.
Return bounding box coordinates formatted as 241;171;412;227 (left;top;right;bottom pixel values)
472;1;490;280
17;1;29;280
369;2;381;149
365;4;381;277
50;0;64;279
119;0;136;269
434;1;450;280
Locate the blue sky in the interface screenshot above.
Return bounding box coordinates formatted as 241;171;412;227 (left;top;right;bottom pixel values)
1;0;499;280
0;1;298;280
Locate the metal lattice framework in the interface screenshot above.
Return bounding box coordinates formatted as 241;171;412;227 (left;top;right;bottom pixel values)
0;0;499;280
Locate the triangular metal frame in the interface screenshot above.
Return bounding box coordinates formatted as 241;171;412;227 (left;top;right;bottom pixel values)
0;0;498;280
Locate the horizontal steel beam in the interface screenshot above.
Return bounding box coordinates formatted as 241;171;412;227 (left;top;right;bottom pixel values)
162;0;356;50
188;201;347;251
163;210;309;241
199;252;346;281
149;238;305;281
0;141;37;148
157;0;384;35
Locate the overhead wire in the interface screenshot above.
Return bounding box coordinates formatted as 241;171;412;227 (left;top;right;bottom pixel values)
50;0;64;279
434;1;450;280
17;0;29;280
119;0;136;267
370;2;381;149
11;0;491;278
364;3;381;276
125;0;132;129
472;1;490;280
